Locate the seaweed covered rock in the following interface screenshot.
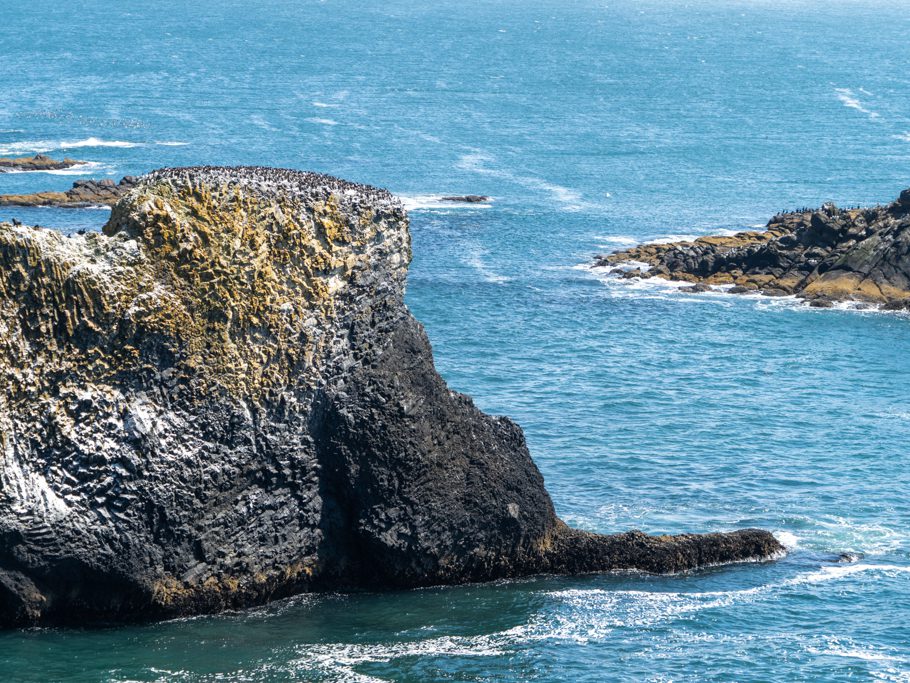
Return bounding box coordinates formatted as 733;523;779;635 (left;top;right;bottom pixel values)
0;166;782;627
596;189;910;306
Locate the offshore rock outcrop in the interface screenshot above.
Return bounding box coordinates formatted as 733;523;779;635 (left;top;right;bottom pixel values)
0;176;137;207
597;189;910;308
0;166;782;627
0;154;84;173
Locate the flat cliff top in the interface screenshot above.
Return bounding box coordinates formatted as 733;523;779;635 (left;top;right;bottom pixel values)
144;166;398;205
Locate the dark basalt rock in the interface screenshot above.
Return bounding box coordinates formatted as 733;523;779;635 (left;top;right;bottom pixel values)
0;154;85;173
0;175;138;207
440;195;489;203
0;166;783;627
596;188;910;307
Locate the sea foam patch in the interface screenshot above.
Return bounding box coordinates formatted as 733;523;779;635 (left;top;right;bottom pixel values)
282;562;910;681
397;194;492;211
0;137;142;155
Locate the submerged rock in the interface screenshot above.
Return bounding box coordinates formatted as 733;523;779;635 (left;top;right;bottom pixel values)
0;176;137;207
596;189;910;307
0;166;782;627
0;154;84;173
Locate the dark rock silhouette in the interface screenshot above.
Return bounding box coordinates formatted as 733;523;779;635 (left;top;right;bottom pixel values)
440;195;489;203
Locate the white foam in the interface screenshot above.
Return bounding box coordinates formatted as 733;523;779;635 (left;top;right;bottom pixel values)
649;233;701;244
813;646;898;663
594;237;640;251
835;87;880;120
456;152;588;212
0;161;112;176
58;137;140;148
0;138;141;155
154;141;189;146
313;101;338;108
774;531;800;550
895;133;910;143
306;117;339;126
464;244;510;284
150;558;910;682
397;194;492;211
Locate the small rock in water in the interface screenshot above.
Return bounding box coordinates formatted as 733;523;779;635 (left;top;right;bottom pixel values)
834;552;863;563
440;194;489;203
680;283;712;293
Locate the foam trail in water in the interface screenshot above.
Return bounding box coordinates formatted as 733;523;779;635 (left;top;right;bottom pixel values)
834;88;880;120
280;562;910;681
456;152;590;212
397;194;492;211
464;243;510;284
0;138;141;155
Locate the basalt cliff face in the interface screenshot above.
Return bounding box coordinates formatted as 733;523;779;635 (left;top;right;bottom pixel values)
0;167;782;627
597;189;910;308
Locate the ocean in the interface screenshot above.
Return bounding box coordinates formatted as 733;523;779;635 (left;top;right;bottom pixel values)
1;0;908;680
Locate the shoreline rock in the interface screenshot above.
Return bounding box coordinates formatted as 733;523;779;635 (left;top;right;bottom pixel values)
596;189;910;306
0;166;782;627
440;194;489;203
0;154;85;173
0;176;138;208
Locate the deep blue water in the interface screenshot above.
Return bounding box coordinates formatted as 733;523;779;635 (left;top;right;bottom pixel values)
2;0;909;680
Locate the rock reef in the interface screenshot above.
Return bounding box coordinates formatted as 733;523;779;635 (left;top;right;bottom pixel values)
0;166;782;627
597;189;910;308
0;176;137;208
0;154;84;173
441;195;489;203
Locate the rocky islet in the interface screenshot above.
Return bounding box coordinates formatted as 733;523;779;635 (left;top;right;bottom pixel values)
0;166;782;627
0;154;85;173
597;189;910;308
0;176;138;208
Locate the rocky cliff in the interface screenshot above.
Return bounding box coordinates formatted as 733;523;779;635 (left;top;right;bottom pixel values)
0;167;782;627
597;189;910;308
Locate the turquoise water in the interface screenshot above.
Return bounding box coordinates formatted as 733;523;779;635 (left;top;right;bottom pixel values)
2;0;909;680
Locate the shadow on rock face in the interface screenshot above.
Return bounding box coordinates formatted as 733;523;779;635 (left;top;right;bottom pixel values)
0;166;783;627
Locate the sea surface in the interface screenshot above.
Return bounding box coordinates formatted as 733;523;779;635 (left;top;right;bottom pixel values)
1;0;909;680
